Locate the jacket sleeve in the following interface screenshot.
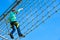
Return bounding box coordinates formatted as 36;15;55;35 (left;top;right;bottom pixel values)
17;8;23;12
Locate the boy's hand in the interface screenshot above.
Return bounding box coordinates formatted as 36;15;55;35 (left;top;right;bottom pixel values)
18;8;23;12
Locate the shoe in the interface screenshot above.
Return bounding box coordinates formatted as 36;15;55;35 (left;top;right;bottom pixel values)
9;33;14;39
19;34;25;37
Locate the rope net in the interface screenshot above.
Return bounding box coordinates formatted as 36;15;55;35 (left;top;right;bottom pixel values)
0;0;60;40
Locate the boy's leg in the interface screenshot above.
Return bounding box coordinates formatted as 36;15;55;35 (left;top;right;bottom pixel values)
17;27;22;36
15;22;25;37
17;26;25;37
10;25;15;39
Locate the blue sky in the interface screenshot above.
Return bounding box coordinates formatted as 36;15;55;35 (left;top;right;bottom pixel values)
0;0;60;40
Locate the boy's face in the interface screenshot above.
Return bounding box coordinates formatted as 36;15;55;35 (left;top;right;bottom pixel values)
12;9;17;14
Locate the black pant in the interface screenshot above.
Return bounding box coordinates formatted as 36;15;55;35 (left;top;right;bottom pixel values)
10;21;22;36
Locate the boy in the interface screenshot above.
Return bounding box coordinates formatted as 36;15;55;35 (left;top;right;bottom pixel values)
8;8;25;39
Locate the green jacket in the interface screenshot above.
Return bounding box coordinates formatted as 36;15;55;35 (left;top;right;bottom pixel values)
8;8;23;22
8;11;17;22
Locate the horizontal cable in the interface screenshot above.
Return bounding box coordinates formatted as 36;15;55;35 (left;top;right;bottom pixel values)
17;0;35;19
0;35;8;40
0;0;22;21
24;5;60;36
14;0;56;36
20;0;56;31
0;0;17;21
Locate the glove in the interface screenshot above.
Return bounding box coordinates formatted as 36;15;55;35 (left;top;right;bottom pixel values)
18;8;23;12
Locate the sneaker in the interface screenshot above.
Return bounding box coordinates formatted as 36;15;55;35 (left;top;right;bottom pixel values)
19;34;25;37
9;33;14;39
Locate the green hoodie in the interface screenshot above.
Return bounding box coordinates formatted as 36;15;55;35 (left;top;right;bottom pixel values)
8;11;17;22
8;8;23;22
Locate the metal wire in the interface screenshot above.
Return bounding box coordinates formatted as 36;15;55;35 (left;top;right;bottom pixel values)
0;35;8;40
0;0;22;21
0;0;22;40
20;0;56;31
24;3;60;36
0;0;60;40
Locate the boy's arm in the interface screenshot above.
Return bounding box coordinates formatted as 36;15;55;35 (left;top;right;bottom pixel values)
17;8;23;12
14;8;23;14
